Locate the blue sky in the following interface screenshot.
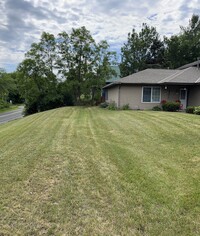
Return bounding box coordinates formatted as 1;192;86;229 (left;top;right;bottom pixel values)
0;0;200;72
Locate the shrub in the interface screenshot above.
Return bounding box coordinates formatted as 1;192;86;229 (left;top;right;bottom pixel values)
194;106;200;115
0;100;10;109
152;105;162;111
161;99;167;105
107;101;117;110
162;101;180;112
99;102;108;108
186;106;195;114
122;104;130;110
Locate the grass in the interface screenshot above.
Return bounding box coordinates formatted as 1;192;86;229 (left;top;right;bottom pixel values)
0;105;19;114
0;107;199;235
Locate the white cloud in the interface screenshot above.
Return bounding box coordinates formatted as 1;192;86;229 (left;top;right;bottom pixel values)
0;0;199;72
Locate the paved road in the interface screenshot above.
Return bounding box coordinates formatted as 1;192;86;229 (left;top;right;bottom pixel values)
0;106;24;125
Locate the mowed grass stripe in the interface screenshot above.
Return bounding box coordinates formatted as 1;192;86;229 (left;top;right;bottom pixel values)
0;108;77;234
0;107;199;235
89;109;200;234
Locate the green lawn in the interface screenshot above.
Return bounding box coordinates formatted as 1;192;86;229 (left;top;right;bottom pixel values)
0;107;199;235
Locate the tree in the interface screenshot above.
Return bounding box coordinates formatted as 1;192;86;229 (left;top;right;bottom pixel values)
17;27;116;114
0;69;15;102
90;40;117;104
57;27;116;104
7;72;24;104
181;14;200;62
57;27;96;103
164;14;200;68
17;58;62;114
18;33;63;114
120;23;164;77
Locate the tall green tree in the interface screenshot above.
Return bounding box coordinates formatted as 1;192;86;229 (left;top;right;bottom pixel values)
120;23;164;77
58;27;96;103
164;14;200;68
17;27;116;113
4;71;24;104
90;40;117;103
18;33;62;114
57;27;116;104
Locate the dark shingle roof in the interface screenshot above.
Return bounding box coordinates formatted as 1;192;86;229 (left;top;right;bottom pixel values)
161;67;200;84
103;67;200;89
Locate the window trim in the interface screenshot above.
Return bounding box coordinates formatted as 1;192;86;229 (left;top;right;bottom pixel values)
141;86;161;103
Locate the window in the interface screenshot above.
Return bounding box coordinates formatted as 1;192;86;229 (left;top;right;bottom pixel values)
152;87;160;102
143;87;151;102
142;87;161;103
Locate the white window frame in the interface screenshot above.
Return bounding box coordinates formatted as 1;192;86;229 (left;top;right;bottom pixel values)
141;86;161;103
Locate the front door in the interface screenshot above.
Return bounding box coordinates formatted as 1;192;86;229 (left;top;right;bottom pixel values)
180;89;187;109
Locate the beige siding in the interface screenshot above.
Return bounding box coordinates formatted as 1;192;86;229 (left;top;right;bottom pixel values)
120;85;189;109
106;86;119;106
161;85;180;101
119;85;162;109
106;84;199;109
188;86;200;106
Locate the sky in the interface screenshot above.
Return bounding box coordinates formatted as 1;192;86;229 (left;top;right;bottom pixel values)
0;0;200;72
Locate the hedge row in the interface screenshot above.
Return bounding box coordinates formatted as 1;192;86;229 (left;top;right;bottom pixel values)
186;106;200;115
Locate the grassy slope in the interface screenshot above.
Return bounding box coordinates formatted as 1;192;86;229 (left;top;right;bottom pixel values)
0;107;199;235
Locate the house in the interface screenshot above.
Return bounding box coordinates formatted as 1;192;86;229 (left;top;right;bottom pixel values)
101;65;121;102
103;62;200;110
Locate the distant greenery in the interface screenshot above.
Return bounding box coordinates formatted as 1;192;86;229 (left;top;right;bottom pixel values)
164;14;200;69
120;14;200;76
0;69;23;110
120;23;165;76
0;105;19;114
0;100;10;109
17;27;117;115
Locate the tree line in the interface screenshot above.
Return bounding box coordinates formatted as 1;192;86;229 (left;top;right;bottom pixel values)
17;26;117;114
120;14;200;76
1;14;200;114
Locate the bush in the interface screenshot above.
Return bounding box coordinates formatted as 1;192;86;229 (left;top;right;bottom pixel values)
162;102;180;112
122;104;130;110
152;105;162;111
186;106;195;114
0;100;10;109
161;99;167;105
99;102;108;108
194;106;200;115
107;101;117;110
